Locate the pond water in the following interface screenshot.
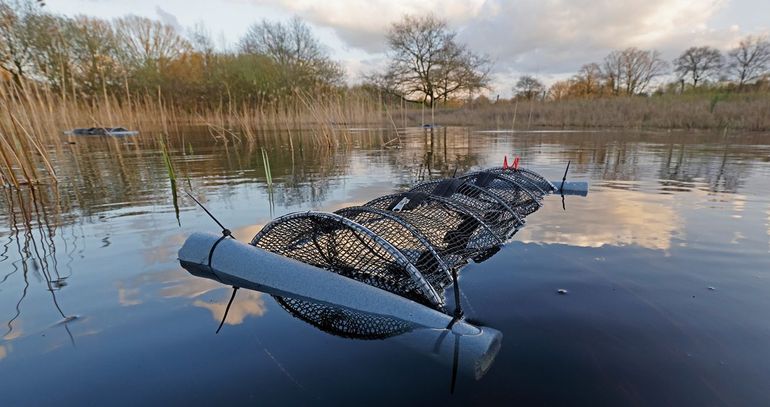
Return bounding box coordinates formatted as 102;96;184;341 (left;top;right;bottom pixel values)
1;128;769;406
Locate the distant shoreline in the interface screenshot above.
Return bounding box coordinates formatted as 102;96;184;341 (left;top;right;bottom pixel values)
418;93;770;132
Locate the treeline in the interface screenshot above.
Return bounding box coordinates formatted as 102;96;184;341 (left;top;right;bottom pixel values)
3;1;770;116
0;0;344;110
511;40;770;102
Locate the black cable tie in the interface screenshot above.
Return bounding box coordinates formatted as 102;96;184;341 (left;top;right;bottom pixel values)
449;269;463;326
208;234;229;268
184;190;231;235
216;286;239;334
445;312;462;330
560;160;571;193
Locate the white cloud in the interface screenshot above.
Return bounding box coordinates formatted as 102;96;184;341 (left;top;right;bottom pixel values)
250;0;754;93
460;0;734;73
253;0;487;52
253;0;734;59
47;0;769;88
456;0;739;94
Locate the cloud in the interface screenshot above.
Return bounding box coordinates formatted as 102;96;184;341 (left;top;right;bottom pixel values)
49;0;766;93
462;0;736;74
250;0;750;83
155;6;183;32
252;0;486;52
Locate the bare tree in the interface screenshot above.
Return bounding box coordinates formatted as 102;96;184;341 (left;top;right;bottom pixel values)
187;21;214;55
0;2;449;111
727;36;770;88
514;75;545;100
239;17;343;88
548;79;573;101
113;15;190;72
27;13;73;91
604;47;668;95
572;63;604;97
0;0;41;85
434;40;490;103
67;15;119;93
380;14;490;106
673;46;723;87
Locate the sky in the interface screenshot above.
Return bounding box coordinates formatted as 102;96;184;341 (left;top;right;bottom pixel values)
46;0;770;97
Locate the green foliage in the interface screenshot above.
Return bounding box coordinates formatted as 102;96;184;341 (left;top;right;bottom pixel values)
709;93;728;113
159;137;176;182
261;147;273;187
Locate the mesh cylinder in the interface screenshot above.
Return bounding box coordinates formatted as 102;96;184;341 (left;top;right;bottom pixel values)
251;212;442;306
250;167;552;308
275;296;413;340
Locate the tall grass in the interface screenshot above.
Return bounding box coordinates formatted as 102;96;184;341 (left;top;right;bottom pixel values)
159;136;180;225
0;78;385;187
159;137;177;183
3;75;770;189
260;147;273;188
430;93;770;131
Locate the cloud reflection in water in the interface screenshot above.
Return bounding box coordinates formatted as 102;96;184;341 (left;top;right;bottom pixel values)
194;291;267;326
117;267;268;327
518;187;681;251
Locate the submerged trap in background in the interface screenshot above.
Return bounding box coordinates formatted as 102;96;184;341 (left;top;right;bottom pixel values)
64;127;139;136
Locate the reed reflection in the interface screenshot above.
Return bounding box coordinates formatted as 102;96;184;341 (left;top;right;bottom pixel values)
4;128;766;233
0;187;79;349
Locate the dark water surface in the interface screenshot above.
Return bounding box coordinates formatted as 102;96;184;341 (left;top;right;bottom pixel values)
1;128;769;406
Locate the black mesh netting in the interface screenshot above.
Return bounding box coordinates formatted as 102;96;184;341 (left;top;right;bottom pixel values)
251;167;552;308
274;295;414;340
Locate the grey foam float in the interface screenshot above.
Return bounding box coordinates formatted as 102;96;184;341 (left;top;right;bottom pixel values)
178;232;502;379
550;180;589;196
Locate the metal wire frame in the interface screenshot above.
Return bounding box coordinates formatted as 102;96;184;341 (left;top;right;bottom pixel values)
335;206;453;290
366;191;504;242
251;211;443;307
408;178;524;232
363;192;505;275
491;167;556;194
459;171;543;217
247;167;554;308
470;169;545;195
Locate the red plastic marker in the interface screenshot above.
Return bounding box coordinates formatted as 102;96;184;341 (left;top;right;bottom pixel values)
503;155;509;169
513;156;520;170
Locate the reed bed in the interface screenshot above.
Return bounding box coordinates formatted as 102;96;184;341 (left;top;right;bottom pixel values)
4;75;769;189
0;79;386;187
429;93;770;131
